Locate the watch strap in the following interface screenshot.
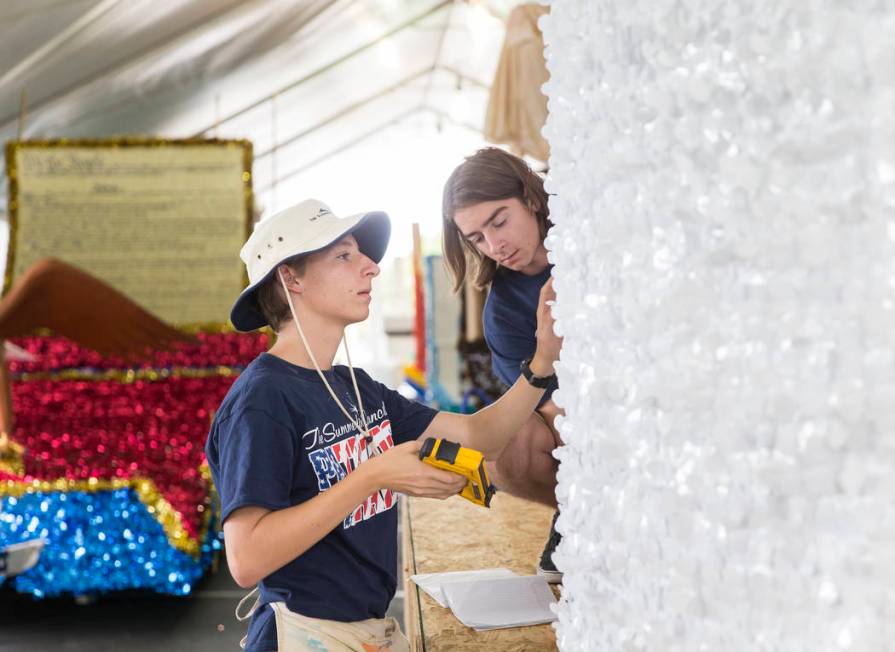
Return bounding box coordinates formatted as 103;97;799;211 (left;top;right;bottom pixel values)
520;357;556;389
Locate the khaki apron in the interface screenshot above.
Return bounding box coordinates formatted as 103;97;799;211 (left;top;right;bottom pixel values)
237;587;410;652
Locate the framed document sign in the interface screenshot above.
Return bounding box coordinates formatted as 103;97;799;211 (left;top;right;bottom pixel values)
4;138;253;327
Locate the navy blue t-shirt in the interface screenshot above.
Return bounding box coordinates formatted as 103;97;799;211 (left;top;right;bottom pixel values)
205;353;436;652
482;265;557;404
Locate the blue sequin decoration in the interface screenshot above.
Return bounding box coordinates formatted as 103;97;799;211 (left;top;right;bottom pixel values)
0;488;220;598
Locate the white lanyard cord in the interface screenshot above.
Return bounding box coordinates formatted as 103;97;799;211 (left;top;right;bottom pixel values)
279;272;375;453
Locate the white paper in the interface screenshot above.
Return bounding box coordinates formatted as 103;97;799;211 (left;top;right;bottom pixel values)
411;568;516;608
442;575;558;631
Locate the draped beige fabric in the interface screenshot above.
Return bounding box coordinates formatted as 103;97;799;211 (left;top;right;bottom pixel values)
484;4;550;162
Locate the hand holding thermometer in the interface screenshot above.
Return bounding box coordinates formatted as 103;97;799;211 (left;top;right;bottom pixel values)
418;438;496;507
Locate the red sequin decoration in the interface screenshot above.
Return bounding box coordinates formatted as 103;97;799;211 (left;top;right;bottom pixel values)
5;333;269;541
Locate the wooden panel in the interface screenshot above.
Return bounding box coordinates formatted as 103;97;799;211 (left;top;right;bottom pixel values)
402;493;559;651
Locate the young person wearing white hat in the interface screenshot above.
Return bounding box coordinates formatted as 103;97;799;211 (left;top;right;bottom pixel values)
205;199;561;652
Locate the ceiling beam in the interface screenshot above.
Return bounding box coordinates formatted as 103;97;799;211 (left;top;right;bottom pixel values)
0;0;265;133
254;64;488;161
191;0;453;137
255;64;436;161
420;0;454;110
0;0;121;92
255;103;483;195
255;105;422;194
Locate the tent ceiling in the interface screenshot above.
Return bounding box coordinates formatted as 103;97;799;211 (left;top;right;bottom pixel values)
0;0;523;207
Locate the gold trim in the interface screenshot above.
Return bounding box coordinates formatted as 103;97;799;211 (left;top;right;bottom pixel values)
179;322;270;337
4;141;20;298
23;321;258;336
199;458;220;542
179;321;237;334
10;365;241;383
242;140;255;266
0;431;25;476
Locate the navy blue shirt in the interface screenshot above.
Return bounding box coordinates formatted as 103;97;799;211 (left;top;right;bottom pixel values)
205;353;436;652
483;265;557;404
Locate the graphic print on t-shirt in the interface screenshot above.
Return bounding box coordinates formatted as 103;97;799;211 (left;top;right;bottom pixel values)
306;415;397;529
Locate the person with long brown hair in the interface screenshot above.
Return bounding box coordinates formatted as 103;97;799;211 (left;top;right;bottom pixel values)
442;147;564;583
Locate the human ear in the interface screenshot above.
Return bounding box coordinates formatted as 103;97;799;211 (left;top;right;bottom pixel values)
277;265;303;293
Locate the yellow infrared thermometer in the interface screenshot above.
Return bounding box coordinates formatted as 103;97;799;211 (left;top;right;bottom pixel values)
418;438;496;508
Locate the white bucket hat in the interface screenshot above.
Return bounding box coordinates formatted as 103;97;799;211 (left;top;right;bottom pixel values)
230;199;390;331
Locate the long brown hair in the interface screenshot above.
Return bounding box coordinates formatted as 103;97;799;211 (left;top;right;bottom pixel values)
442;148;550;291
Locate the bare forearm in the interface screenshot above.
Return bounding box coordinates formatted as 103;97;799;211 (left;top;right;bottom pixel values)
423;352;555;459
225;465;377;587
466;353;554;459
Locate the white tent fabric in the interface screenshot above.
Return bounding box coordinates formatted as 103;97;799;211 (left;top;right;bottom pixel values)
0;0;525;235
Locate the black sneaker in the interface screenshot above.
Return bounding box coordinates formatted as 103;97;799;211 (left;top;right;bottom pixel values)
537;510;563;584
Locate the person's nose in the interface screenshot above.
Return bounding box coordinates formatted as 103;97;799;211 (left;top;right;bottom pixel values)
483;232;504;257
361;255;379;278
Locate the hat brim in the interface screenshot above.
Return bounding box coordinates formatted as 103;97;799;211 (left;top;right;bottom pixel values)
229;210;390;332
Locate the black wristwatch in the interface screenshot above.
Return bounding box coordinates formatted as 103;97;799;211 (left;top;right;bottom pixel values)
520;357;556;389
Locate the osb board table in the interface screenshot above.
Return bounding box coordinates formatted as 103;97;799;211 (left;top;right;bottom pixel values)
401;493;559;651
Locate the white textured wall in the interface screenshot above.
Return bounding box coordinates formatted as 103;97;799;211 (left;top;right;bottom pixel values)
541;1;895;650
